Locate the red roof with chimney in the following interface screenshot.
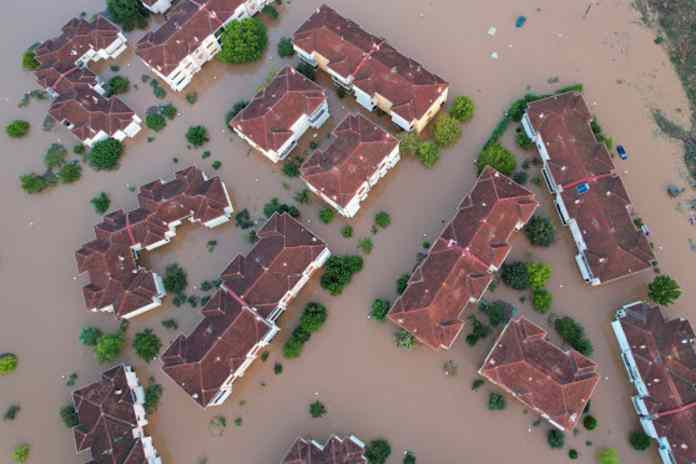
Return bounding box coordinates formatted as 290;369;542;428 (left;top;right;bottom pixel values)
136;0;245;77
526;92;615;187
560;174;654;283
293;5;448;124
221;212;328;318
282;436;367;464
388;167;538;350
479;317;600;431
616;303;696;463
230;67;327;153
301;114;399;208
76;167;232;318
72;365;153;464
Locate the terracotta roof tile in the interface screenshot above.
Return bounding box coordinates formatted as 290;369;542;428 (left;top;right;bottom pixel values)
388;167;538;350
282;436;367;464
480;317;599;431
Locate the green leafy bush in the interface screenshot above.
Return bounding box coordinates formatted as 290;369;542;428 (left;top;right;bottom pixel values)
478;300;510;327
263;198;300;218
106;0;149;31
403;451;416;464
6;120;30;138
88;138;124;171
91;192;110;214
226;100;249;125
396;273;410;294
295;61;316;81
375;211;391;229
95;333;125;363
597;448;620;464
568;449;578;460
358;237;373;254
532;288;552;313
0;353;18;375
465;315;491;346
648;275;681;306
58;162;82;183
44;143;68;169
283;336;303;358
416;141;440;168
278;37;295;57
365;439;391;464
394;329;416;350
583;415;598;431
218;18;268;64
548;429;565;449
512;171;529;185
19;173;48;194
282;158;301;177
163;263;187;294
340;225;353;238
319;207;335;224
186;125;209;147
449;96;475;122
477;143;516;175
515;129;534;150
399;132;420;156
146;113;167;132
22;50;39;70
133;329;162;363
488;392;506;410
79;327;103;346
629;431;651;451
60;404;79;428
144;383;163;414
432;114;462;147
309;400;326;418
161;103;177;120
500;262;529;290
320;255;363;295
524;215;556;247
107;75;130;95
262;4;279;18
527;262;552;289
299;302;327;333
554;316;593;356
12;444;30;463
370;299;390;321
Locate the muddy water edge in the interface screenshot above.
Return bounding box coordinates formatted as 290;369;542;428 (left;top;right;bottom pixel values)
1;0;694;463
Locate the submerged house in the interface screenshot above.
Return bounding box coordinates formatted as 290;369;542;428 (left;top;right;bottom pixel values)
479;316;600;431
136;0;275;92
612;301;696;464
230;67;329;163
32;15;140;147
293;4;448;133
301;114;400;218
161;213;330;407
71;365;162;464
281;435;367;464
387;167;538;350
75;167;233;319
523;91;655;285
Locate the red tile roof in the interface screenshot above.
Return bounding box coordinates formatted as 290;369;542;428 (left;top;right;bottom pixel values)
282;436;367;464
616;303;696;463
136;0;245;77
292;5;384;79
479;317;600;431
72;365;153;464
526;92;615;187
221;212;328;318
76;167;232;318
161;289;274;407
34;62;99;94
293;5;448;124
230;67;327;153
388;167;538;350
301;114;399;208
49;87;136;142
34;15;122;67
560;174;654;283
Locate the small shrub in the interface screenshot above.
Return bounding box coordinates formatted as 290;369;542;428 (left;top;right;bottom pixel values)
365;439;391;464
309;400;326;418
370;299;390;321
488;392;506;410
133;329;162;363
0;353;18;375
161;319;178;330
532;288;552;313
95;333;125;363
161;103;177;120
163;263;187;294
58;162;82;183
629;431;651;451
218;18;267;64
450;96;475;122
88;138;124;171
399;132;420;156
394;329;416;350
226;100;249;125
478;300;510;327
477;143;516;176
20;173;48;194
22;50;40;70
91;192;110;214
358;237;374;254
299;302;327;333
416;141;440;168
648;275;681;306
340;225;353;238
583;415;598;431
569;449;578;459
146;113;167;132
500;262;530;290
106;0;149;31
524;215;556;247
295;61;316;81
185;92;198;105
44;143;68;169
186;126;209;147
527;262;552;289
107;75;130;95
262;4;279;18
6;120;30;138
235;209;254;229
512;171;528;185
515;130;534;150
73;144;86;155
597;448;620;464
273;362;283;375
433;114;462;147
278;37;294;57
396;273;410;295
403;451;416;464
465;315;491;346
144;383;163;414
375;211;391;229
60;404;79;427
211;160;222;170
548;429;565;449
3;404;20;421
283;337;303;358
264;198;300;218
79;327;103;346
320;255;363;295
554;316;593;356
12;444;30;464
472;379;485;390
282;159;301;177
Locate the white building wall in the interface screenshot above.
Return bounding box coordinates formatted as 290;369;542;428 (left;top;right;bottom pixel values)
142;0;172;14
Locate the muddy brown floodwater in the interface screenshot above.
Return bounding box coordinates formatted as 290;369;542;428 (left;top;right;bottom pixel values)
1;1;695;463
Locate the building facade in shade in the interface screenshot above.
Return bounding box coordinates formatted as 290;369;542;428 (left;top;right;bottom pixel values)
281;435;367;464
161;213;331;407
75;167;234;319
72;365;162;464
612;301;696;464
523;91;655;285
301;114;400;218
293;5;448;133
231;67;329;163
388;167;538;350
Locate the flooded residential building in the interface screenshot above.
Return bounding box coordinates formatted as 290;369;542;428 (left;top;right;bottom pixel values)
231;67;329;163
522;91;655;285
293;4;449;133
162;212;330;407
281;435;367;463
612;301;696;464
387;167;538;350
75;167;233;319
72;365;162;464
136;0;274;92
479;317;600;431
141;0;173;14
300;114;400;218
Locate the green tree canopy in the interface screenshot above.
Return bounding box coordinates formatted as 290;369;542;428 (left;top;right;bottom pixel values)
20;173;48;194
417;141;440;168
107;0;149;31
477;143;516;176
299;302;328;333
527;262;552;289
6;120;30;138
365;439;391;464
163;263;188;294
597;448;620;464
648;275;681;306
501;262;530;290
133;329;162;363
277;37;295;58
88;138;124;171
0;353;18;375
186;125;209;147
524;215;556;247
432;114;462;147
449;96;475;122
22;50;40;71
146;113;167;132
95;333;125;363
217;18;268;64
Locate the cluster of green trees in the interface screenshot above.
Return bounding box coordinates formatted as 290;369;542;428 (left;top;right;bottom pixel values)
554;316;593;357
226;100;249;126
320;256;363;295
264;197;300;218
79;326;126;363
283;302;328;358
499;260;554;313
145;103;177;132
20;143;84;194
218;18;268;64
107;0;150;31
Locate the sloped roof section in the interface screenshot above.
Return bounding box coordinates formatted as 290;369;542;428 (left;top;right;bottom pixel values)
479;317;600;431
301;114;399;207
282;435;367;464
388;167;538;350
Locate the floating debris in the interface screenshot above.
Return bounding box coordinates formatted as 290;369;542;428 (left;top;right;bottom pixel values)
515;16;527;28
488;26;497;36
